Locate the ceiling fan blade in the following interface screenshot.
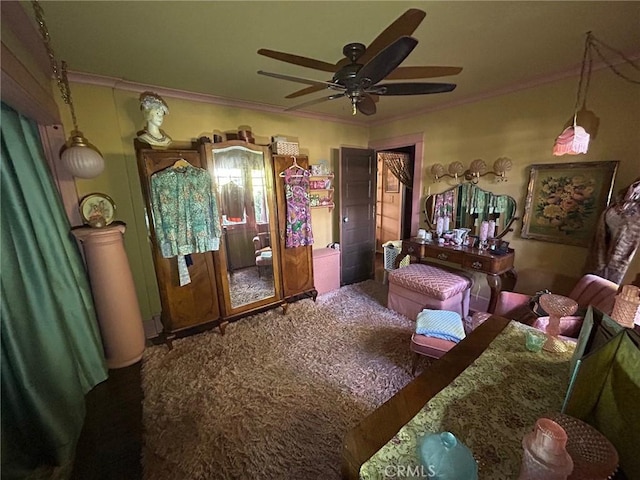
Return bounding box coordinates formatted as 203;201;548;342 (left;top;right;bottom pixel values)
385;66;463;80
285;93;346;112
258;70;343;89
285;84;327;99
258;49;336;72
357;95;377;116
340;8;426;68
373;82;457;95
355;36;418;86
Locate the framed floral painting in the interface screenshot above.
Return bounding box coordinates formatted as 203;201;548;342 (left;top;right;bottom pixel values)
521;161;618;247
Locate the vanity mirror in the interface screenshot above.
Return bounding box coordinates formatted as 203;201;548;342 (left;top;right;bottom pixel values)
424;183;518;240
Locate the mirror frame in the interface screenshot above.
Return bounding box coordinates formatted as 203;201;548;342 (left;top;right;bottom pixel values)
203;140;282;315
423;184;519;240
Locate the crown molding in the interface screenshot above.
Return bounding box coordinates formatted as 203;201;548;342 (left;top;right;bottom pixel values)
369;52;640;127
66;71;365;127
67;49;639;130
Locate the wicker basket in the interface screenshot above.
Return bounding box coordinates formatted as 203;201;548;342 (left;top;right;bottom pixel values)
382;241;409;273
271;141;299;156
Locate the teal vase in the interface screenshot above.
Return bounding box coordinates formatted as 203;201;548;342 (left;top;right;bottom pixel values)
418;431;478;480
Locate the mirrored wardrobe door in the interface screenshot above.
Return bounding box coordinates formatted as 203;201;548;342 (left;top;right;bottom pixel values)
208;141;281;313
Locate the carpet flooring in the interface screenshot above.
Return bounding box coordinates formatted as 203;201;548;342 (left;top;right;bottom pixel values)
141;280;424;479
228;266;274;307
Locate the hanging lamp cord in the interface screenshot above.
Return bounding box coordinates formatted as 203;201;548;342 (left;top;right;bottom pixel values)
573;31;592;117
571;31;639;126
588;33;640;85
31;0;79;132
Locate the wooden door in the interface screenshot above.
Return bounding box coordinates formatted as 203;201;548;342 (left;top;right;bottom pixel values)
376;154;403;251
339;147;376;285
134;141;220;332
273;154;315;299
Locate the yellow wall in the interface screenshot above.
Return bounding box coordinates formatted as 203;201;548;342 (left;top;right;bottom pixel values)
59;68;639;320
371;69;640;295
60;84;368;320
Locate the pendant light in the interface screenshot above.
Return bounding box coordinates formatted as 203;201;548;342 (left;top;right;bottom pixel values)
32;1;105;179
553;31;640;156
553;32;594;156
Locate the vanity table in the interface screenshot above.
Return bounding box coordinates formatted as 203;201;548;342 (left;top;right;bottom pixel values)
411;183;520;313
396;238;517;313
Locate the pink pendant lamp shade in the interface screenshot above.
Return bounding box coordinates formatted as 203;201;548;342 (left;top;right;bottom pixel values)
552;120;590;156
552;31;593;157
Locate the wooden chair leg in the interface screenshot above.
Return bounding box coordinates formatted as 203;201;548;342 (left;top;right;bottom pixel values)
411;353;421;376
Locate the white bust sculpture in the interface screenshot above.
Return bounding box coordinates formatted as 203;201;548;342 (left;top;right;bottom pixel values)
137;92;172;147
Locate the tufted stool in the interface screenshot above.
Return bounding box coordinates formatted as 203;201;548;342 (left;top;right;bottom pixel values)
388;263;472;321
410;309;468;372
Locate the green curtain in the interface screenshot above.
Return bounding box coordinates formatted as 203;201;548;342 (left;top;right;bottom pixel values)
1;103;107;479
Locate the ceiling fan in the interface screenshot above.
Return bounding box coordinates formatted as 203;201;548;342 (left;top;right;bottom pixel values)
256;9;462;116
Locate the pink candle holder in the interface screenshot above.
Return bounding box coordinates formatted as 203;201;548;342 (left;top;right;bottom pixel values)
539;294;578;352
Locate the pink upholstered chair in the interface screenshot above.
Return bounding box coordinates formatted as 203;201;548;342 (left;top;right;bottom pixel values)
492;274;619;338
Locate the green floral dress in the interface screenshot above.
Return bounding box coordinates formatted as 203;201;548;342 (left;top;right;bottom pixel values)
151;164;221;257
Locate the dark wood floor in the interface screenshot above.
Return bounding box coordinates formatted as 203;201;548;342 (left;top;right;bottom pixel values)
71;362;143;480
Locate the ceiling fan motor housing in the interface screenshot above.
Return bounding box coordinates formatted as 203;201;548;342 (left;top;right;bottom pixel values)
342;43;367;62
332;64;363;89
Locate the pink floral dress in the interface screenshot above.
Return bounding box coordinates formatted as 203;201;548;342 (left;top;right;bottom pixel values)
284;168;314;248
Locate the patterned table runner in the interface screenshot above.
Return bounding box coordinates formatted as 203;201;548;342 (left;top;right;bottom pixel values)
360;322;575;479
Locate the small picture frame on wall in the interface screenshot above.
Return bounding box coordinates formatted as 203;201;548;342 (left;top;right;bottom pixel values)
384;164;400;193
521;161;618;247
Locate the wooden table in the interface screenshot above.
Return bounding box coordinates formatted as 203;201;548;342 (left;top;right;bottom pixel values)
341;316;511;480
396;238;517;313
342;317;575;479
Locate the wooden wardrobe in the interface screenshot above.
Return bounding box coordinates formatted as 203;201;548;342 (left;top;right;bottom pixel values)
273;154;316;302
134;138;316;341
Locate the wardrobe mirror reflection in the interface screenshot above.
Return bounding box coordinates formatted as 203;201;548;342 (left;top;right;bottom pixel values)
211;144;275;308
424;184;517;239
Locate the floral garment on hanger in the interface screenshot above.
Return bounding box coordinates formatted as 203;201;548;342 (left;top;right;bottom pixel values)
151;164;221;257
283;168;314;248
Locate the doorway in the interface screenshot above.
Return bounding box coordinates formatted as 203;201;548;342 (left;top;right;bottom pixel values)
337;134;425;286
375;146;415;252
370;133;425;241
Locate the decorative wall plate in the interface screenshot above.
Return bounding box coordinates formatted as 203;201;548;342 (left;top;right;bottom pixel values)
80;193;116;228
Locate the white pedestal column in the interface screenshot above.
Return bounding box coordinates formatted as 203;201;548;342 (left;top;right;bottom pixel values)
72;222;145;368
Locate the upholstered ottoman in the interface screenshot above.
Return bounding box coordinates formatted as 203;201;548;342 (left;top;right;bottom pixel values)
387;263;472;320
